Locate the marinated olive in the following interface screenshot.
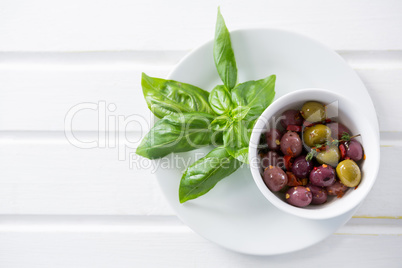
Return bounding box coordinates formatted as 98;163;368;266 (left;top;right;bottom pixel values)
280;110;303;129
261;151;284;169
336;159;361;187
307;184;328;205
301;101;326;123
285;186;312;207
345;140;363;162
309;164;336;187
291;155;313;179
303;124;331;147
316;146;340;167
265;129;282;151
326;122;351;140
263;166;288;192
280;131;302;157
326;181;348;197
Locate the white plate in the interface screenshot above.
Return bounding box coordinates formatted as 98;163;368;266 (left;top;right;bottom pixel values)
155;29;379;255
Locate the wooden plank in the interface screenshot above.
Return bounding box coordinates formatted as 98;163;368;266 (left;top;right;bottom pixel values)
0;131;400;217
0;217;400;267
0;0;401;51
0;51;401;131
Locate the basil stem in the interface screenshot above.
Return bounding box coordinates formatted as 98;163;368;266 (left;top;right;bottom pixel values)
223;120;250;164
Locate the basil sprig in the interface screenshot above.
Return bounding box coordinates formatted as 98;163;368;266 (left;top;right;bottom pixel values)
137;8;276;202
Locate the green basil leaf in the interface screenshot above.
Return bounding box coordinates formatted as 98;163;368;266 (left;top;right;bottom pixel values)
136;113;215;159
223;121;250;164
231;74;276;118
213;8;238;90
208;85;233;115
209;114;232;131
232;147;249;164
141;73;215;118
179;146;242;203
230;106;251;122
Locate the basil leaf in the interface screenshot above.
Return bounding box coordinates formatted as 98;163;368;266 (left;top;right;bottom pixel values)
230;106;251;122
209;114;232;131
231;74;276;118
213;8;238;90
232;147;249;164
223;121;250;164
208;85;233;115
136;113;215;159
179;146;242;203
141;73;215;118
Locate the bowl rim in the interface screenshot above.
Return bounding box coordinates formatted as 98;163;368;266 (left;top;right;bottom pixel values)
248;88;380;219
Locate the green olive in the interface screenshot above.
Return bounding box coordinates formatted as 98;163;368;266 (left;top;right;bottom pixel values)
301;101;326;122
303;124;331;147
316;146;340;167
336;159;361;187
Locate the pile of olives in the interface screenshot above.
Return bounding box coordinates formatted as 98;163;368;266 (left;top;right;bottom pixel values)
260;101;365;208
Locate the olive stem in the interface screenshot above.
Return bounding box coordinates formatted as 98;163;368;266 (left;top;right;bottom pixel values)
349;134;361;140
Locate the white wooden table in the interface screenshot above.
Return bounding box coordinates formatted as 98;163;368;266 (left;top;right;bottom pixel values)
1;0;401;267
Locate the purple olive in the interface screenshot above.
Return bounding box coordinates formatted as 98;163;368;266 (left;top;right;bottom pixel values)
286;186;312;207
261;151;285;169
291;155;313;179
307;184;328;205
265;129;283;151
280;110;303;129
280;131;302;157
309;164;336;187
326;122;351;140
345;140;363;161
326;181;349;197
263;166;288;192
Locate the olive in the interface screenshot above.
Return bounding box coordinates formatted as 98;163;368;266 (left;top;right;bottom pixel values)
326;122;351;140
306;184;328;205
286;186;312;207
280;131;302;157
280;110;303;129
316;146;340;167
291;155;313;179
265;129;282;151
301;101;326;123
303;124;331;147
345;140;363;162
309;164;336;187
326;181;348;197
263;166;288;192
336;159;361;187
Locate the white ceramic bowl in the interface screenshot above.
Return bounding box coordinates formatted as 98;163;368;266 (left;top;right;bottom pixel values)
249;88;380;219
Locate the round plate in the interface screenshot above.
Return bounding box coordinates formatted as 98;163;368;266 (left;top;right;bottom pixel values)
155;29;379;255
